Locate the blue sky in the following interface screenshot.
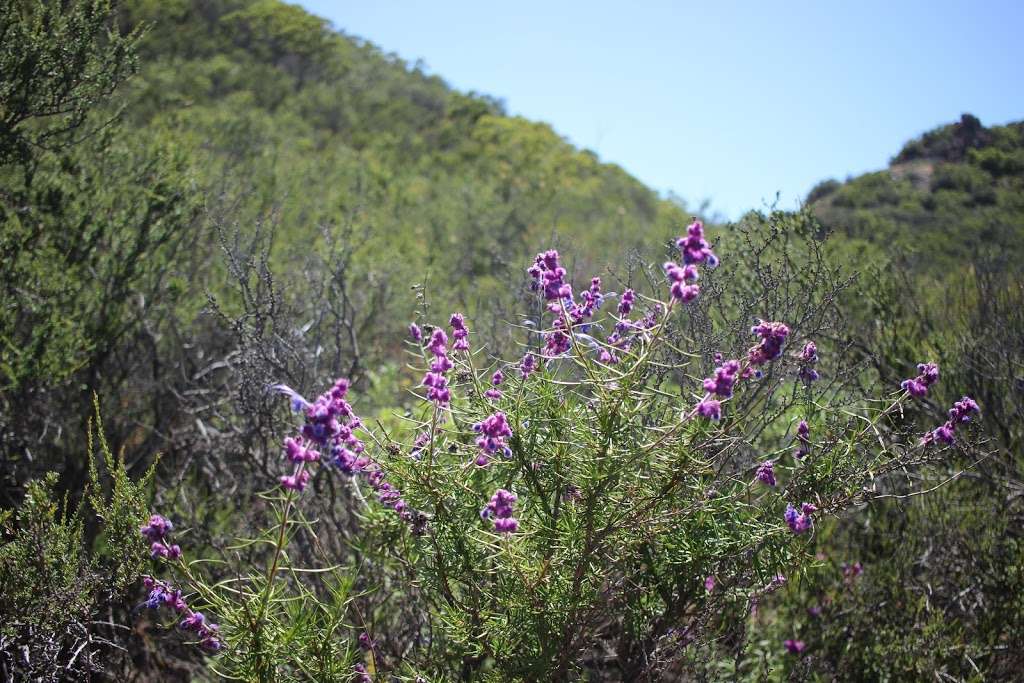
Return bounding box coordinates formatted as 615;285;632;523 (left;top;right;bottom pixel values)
299;1;1024;219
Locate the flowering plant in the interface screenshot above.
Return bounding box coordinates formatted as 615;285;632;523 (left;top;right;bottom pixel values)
140;221;979;680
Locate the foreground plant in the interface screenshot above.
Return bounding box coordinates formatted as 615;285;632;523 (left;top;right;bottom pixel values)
143;221;980;681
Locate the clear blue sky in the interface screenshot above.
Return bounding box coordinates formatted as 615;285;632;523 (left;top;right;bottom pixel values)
299;1;1024;219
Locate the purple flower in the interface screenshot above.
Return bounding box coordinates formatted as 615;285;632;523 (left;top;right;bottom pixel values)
279;470;310;491
785;502;815;533
784;639;806;654
676;220;718;267
798;341;820;383
755;461;776;487
141;576;222;651
748;321;790;366
618;288;635;315
842;561;864;583
150;541;182;560
450;312;470;352
520;352;537;379
703;359;741;398
472;412;513;466
949;395;980;423
695;398;722;421
140;514;174;542
923;395;980;445
180;612;206;632
423;328;453;405
794;420;811;458
704;575;716;593
484;488;519;533
664;261;700;302
408;322;422;342
901;362;939;398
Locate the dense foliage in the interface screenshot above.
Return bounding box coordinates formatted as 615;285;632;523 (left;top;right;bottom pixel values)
0;0;1021;680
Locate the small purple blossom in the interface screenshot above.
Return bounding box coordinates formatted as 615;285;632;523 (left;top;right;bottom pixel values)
520;352;537;379
784;639;806;654
279;470;310;492
450;312;470;352
703;359;741;398
408;322;422;342
695;398;722;421
483;488;519;534
748;321;790;366
472;412;513;466
798;340;820;383
664;261;700;303
755;461;776;487
140;514;174;542
423;328;452;405
353;663;371;683
704;575;716;593
676;220;718;267
618;288;635;315
923;395;980;445
140;576;222;651
901;362;940;398
794;420;811;458
785;502;815;534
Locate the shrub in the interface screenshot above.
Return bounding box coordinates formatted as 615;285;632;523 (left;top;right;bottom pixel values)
0;400;153;681
140;220;981;680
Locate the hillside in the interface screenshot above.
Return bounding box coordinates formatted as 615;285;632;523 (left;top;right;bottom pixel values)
807;113;1024;271
3;1;1023;680
120;0;689;313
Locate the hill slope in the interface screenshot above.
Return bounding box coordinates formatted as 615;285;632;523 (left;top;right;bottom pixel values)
807;113;1024;271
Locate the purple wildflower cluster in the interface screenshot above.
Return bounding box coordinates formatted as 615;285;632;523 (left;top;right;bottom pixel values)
484;370;504;400
276;380;423;531
693;357;744;421
901;362;940;398
703;359;741;398
784;502;818;534
663;220;718;303
472;412;513;466
450;313;470;352
924;395;980;445
142;576;222;651
798;341;820;383
618;288;635;315
784;639;807;654
663;261;700;303
695;398;722;421
141;514;181;560
794;420;811;458
520;352;537;379
755;461;776;487
748;321;791;367
273;378;364;492
423;328;453;405
481;488;518;533
528;250;606;357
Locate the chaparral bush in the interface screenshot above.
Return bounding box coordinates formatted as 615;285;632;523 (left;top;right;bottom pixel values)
137;218;982;681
